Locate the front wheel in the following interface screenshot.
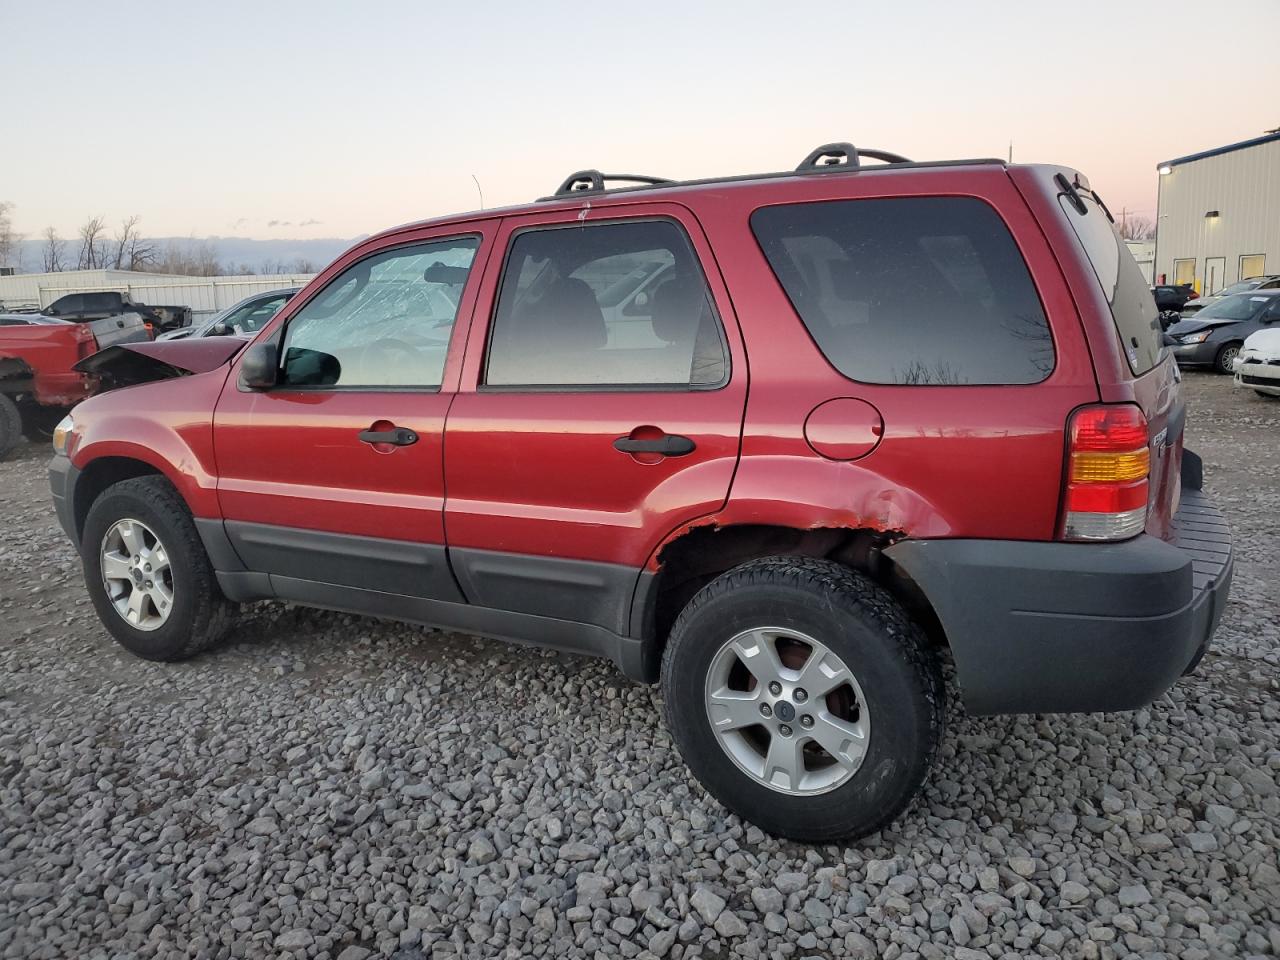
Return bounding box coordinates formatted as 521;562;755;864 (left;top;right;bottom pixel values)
660;557;943;842
1216;342;1242;374
82;476;236;660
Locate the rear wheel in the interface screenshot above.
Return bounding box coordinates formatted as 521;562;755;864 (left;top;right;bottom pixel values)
1215;342;1242;374
82;476;236;660
0;394;22;460
660;556;943;842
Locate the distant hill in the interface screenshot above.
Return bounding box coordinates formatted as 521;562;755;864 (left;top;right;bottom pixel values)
11;235;360;275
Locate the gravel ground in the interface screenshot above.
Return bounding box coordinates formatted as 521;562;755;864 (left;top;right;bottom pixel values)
1;371;1278;960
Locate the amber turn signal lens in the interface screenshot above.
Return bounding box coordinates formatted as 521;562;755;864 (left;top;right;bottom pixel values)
1070;448;1150;483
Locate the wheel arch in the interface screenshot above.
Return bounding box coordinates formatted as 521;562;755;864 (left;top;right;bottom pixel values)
633;521;947;682
72;456;174;544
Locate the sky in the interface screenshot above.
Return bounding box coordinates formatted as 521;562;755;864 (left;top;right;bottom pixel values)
5;0;1279;243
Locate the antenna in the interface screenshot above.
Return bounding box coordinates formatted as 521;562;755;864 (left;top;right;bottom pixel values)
471;174;484;210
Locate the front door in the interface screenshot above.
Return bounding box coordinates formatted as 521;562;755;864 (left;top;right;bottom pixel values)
443;204;747;634
213;226;494;601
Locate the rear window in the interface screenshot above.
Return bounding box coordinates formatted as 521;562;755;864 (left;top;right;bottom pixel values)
1055;186;1162;375
750;197;1054;385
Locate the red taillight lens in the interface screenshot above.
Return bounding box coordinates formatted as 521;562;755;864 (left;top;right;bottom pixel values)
1061;404;1149;541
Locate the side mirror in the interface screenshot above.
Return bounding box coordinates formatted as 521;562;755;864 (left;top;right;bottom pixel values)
239;342;279;390
211;321;228;336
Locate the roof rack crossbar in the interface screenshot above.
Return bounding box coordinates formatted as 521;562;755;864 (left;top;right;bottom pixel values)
795;142;912;172
554;169;674;197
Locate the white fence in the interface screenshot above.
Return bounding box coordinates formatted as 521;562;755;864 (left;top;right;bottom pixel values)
0;269;317;318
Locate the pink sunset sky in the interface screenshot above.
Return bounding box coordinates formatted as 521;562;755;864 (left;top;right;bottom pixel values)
7;0;1278;242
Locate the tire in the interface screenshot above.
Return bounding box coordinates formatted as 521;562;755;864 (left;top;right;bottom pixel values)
82;476;236;661
1215;342;1242;375
0;393;22;460
660;556;943;842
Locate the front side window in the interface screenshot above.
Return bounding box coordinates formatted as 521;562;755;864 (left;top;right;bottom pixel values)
280;237;479;389
484;219;727;388
751;197;1054;385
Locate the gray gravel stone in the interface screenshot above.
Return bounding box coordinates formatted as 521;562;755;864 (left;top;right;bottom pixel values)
0;372;1274;960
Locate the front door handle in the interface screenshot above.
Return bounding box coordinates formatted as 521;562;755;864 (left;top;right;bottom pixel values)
613;434;696;456
358;426;418;446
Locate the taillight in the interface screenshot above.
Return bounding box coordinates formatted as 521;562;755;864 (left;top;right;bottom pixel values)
1061;404;1149;541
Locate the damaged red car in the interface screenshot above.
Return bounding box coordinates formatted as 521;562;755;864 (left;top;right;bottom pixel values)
49;143;1233;841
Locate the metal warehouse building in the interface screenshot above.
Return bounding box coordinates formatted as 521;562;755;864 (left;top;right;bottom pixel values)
1153;131;1280;293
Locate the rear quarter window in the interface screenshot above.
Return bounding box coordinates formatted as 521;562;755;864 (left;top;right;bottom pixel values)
1054;183;1162;375
750;197;1054;385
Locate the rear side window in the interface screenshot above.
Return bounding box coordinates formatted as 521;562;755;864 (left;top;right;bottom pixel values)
485;219;727;389
1056;186;1162;375
751;197;1054;385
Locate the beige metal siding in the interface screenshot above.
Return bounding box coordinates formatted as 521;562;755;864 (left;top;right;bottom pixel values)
1155;138;1280;290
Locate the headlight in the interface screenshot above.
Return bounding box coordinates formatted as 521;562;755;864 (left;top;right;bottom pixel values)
1179;332;1210;344
51;414;75;456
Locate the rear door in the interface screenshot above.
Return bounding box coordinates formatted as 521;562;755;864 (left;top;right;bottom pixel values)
443;204;747;634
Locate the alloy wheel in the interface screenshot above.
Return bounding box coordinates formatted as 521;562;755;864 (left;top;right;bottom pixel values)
703;626;870;795
100;519;174;631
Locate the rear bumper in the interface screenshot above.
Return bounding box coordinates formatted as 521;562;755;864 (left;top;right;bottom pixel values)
884;481;1232;716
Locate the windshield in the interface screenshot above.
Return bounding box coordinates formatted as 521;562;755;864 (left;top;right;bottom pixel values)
1197;294;1273;321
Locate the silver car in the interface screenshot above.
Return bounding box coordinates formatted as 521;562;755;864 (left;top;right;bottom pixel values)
157;288;298;341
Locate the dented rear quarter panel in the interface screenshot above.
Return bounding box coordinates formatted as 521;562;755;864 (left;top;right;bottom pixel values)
645;167;1101;569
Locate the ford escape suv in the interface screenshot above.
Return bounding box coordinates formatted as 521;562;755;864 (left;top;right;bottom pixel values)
49;142;1233;842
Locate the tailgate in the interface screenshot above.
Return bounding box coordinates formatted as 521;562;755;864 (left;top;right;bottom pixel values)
86;312;150;349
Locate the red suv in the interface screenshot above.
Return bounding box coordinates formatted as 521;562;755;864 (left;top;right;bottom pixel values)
49;143;1233;841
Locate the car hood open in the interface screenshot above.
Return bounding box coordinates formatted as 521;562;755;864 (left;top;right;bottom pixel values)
74;336;248;390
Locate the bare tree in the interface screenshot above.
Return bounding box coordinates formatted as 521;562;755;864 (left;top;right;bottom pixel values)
290;258;317;274
153;238;222;277
0;201;21;269
76;215;109;269
41;226;66;272
110;215;156;270
1117;212;1155;241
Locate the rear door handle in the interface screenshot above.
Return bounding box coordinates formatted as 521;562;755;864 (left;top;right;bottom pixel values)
358;427;418;446
613;434;696;456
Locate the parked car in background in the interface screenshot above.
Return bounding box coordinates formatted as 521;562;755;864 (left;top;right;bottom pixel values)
1232;327;1280;398
1181;275;1280;315
43;291;191;335
49;144;1232;842
0;310;149;456
157;288;298;341
1166;290;1280;372
1152;283;1196;312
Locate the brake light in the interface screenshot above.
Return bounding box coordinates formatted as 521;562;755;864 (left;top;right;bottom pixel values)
1062;404;1149;541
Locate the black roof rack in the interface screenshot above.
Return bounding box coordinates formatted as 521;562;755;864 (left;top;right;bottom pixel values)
795;142;912;171
539;142;988;202
553;170;674;197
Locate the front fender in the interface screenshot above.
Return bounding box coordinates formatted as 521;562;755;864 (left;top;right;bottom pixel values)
68;368;230;519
